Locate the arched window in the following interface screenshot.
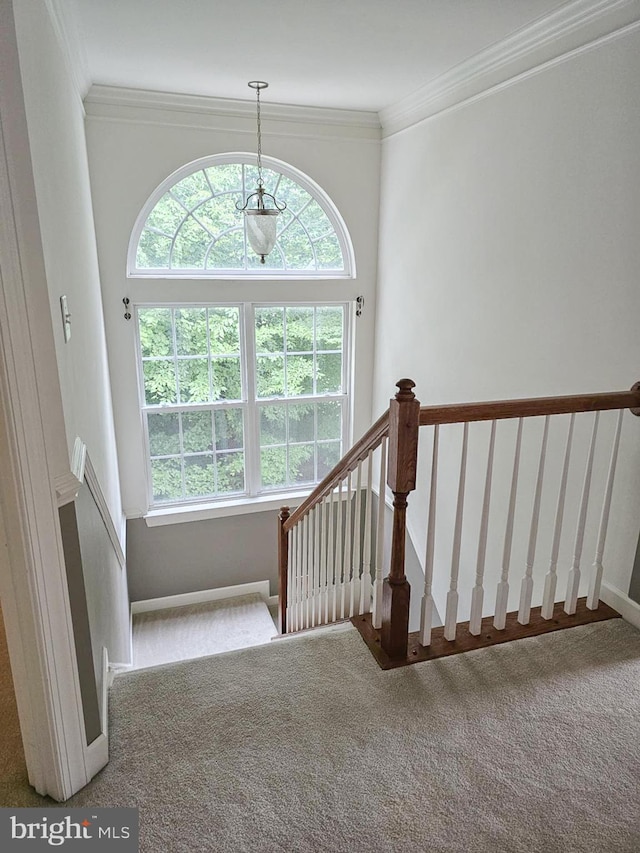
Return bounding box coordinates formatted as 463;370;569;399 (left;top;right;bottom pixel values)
128;154;355;277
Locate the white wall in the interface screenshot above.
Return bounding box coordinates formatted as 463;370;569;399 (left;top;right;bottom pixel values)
13;0;129;657
374;23;640;611
84;90;381;597
13;0;124;536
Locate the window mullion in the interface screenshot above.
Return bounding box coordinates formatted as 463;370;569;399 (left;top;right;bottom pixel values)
171;309;187;500
313;308;318;482
243;303;259;496
343;302;351;451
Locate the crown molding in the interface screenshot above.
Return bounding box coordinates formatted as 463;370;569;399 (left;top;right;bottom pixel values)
43;0;91;105
84;85;381;142
380;0;640;137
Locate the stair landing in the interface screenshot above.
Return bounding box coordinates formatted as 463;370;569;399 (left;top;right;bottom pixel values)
131;593;277;670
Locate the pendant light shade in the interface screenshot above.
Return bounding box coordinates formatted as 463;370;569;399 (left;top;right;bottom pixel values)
246;208;279;259
236;81;286;264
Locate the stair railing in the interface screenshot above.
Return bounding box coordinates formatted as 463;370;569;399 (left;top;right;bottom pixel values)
411;383;640;657
280;378;640;665
278;408;390;635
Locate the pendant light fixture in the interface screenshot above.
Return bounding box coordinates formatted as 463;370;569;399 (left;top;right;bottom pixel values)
237;81;286;264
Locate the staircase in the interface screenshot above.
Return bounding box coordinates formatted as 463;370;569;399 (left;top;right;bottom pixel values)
277;378;640;668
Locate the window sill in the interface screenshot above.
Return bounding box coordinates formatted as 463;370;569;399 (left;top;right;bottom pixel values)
144;490;310;527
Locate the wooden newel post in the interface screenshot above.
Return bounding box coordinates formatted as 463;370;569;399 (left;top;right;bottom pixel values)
381;379;420;659
278;507;290;635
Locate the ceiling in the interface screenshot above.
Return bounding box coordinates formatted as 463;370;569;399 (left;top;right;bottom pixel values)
64;0;569;113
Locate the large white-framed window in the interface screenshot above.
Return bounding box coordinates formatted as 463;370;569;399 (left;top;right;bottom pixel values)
136;302;350;509
128;153;355;279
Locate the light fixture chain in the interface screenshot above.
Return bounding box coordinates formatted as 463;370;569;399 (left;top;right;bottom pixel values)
256;85;263;187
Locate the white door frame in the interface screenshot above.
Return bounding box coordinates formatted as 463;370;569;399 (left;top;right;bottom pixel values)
0;0;106;801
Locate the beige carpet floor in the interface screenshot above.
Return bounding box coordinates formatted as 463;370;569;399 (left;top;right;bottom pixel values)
2;618;640;852
0;604;28;802
132;593;277;669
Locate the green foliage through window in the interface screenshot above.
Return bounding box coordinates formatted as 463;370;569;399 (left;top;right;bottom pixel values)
134;163;346;273
139;304;347;505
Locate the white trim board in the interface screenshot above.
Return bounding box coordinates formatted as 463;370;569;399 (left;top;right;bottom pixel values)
0;0;99;801
85;85;381;143
131;580;272;614
84;453;126;569
380;0;640;136
601;581;640;632
43;0;91;103
54;436;85;507
84;646;109;780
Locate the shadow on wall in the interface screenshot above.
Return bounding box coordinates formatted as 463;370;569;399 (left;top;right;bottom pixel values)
376;494;441;633
126;511;280;602
628;534;640;605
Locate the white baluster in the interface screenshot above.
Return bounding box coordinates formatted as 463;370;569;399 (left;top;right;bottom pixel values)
298;522;305;632
565;412;600;615
420;425;439;647
320;497;328;624
372;436;388;629
307;510;314;629
312;505;320;627
494;418;523;630
328;485;336;623
349;462;362;618
288;525;296;632
588;410;624;610
445;422;469;642
360;450;374;615
518;416;550;625
302;514;310;630
335;478;344;620
342;471;352;619
470;421;497;636
351;461;362;616
293;523;300;632
541;414;575;619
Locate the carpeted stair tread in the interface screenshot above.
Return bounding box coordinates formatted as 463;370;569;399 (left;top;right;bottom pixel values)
131;592;277;669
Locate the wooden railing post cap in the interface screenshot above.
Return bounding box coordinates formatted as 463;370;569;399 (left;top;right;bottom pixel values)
279;506;290;520
630;381;640;416
395;379;416;400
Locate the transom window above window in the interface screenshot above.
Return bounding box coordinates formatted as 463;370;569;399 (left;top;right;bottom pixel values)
137;303;349;508
129;156;354;277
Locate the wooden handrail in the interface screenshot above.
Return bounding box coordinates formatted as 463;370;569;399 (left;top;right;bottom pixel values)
283;409;390;532
419;387;640;427
279;379;640;648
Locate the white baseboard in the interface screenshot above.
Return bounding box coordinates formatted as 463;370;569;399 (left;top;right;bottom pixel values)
267;594;279;607
107;662;133;686
85;732;108;779
275;621;353;643
131;580;272;614
100;646;109;735
83;645;111;779
601;581;640;632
